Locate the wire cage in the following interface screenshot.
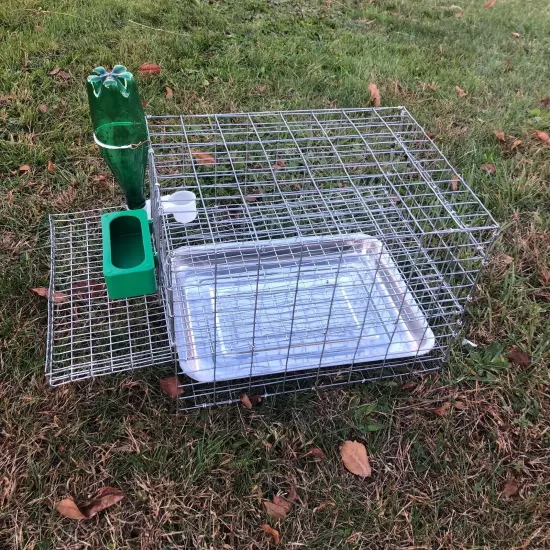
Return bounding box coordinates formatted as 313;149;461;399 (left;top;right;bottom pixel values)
146;107;499;410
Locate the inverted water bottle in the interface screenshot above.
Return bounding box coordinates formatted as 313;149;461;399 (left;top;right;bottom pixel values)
87;65;148;209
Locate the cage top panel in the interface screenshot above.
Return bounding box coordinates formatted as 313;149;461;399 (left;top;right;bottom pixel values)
146;107;498;252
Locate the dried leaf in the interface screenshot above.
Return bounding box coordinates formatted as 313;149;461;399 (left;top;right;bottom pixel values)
253;84;268;94
273;159;286;170
261;524;280;544
312;500;336;513
454;401;467;410
160;376;184;397
455;12;463;17
503;480;519;498
511;139;522;150
57;70;70;80
512;32;520;38
240;394;253;410
80;487;125;518
138;63;162;75
534;130;550;145
539;97;550;107
455;86;468;97
31;287;68;303
341;441;371;477
397;380;417;391
484;0;496;8
47;160;55;174
431;402;451;416
190;149;216;165
426;131;435;138
141;99;149;108
249;394;263;406
19;164;30;175
493;130;506;142
39;104;48;113
56;498;86;520
368;83;381;107
304;447;326;460
165;87;173;99
48;67;60;76
263;500;290;521
480;163;496;175
451;175;459;191
507;347;531;368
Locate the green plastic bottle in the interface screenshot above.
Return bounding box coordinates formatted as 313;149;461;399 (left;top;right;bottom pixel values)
87;65;148;209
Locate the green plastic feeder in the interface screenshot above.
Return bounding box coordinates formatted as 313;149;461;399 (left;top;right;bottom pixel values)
101;210;157;300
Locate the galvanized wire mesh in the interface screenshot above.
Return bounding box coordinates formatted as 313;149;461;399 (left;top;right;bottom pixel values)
46;209;173;385
147;107;499;410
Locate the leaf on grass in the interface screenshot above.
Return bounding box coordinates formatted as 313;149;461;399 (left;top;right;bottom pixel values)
261;524;280;544
493;130;506;142
47;160;55;173
455;12;463;17
397;380;417;391
138;63;162;75
480;163;496;174
431;402;451;416
507;347;531;368
240;394;253;410
80;487;126;517
534;130;550;145
454;401;467;410
273;159;286;170
190;149;216;165
141;99;149;108
31;287;68;303
426;131;435;138
19;164;30;175
539;97;550;107
511;139;522;150
451;175;459;191
484;0;497;8
58;70;70;80
160;376;184;398
56;498;86;520
39;104;48;113
263;483;296;521
341;441;371;477
165;87;173;99
502;480;519;498
253;84;268;94
512;32;520;38
368;83;381;107
48;67;61;76
304;447;326;460
455;86;468;97
312;500;336;513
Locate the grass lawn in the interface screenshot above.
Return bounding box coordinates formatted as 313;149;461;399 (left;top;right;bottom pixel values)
1;0;550;548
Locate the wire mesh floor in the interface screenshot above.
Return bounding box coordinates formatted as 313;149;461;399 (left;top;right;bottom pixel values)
46;209;173;385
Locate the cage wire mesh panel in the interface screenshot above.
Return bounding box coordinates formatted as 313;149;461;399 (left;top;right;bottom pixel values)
147;107;499;410
46;209;173;385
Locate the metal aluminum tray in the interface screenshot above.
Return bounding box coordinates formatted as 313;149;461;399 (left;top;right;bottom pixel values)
172;234;435;382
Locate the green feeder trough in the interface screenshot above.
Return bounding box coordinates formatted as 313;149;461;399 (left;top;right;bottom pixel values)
101;210;157;300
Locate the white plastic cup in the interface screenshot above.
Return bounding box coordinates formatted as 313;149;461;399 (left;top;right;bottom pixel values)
145;191;197;224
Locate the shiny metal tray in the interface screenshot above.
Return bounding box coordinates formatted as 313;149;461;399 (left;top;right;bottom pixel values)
172;234;435;382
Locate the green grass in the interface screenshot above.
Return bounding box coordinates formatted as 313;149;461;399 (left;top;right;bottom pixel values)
1;0;550;548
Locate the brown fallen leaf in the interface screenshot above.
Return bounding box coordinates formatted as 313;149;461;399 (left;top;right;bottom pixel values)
502;480;519;498
56;498;86;520
534;130;550;145
341;441;371;477
31;287;68;303
511;139;522;150
455;86;468;97
240;394;253;410
273;159;286;170
138;63;162;75
493;130;506;142
304;447;326;460
47;160;55;174
57;70;70;80
263;483;297;521
165;86;173;99
507;347;531;368
39;104;48;113
454;401;467;410
484;0;497;8
160;376;184;397
19;164;30;175
431;402;451;416
190;149;216;165
368;82;381;107
426;131;435;138
539;97;550;107
141;99;149;108
253;84;268;94
261;524;280;545
397;380;417;391
451;175;459;191
48;67;61;76
455;12;463;17
80;487;125;517
480;163;496;175
512;32;520;38
312;500;336;513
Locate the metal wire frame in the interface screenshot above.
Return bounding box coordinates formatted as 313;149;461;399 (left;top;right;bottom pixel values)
45;209;174;385
146;107;499;410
